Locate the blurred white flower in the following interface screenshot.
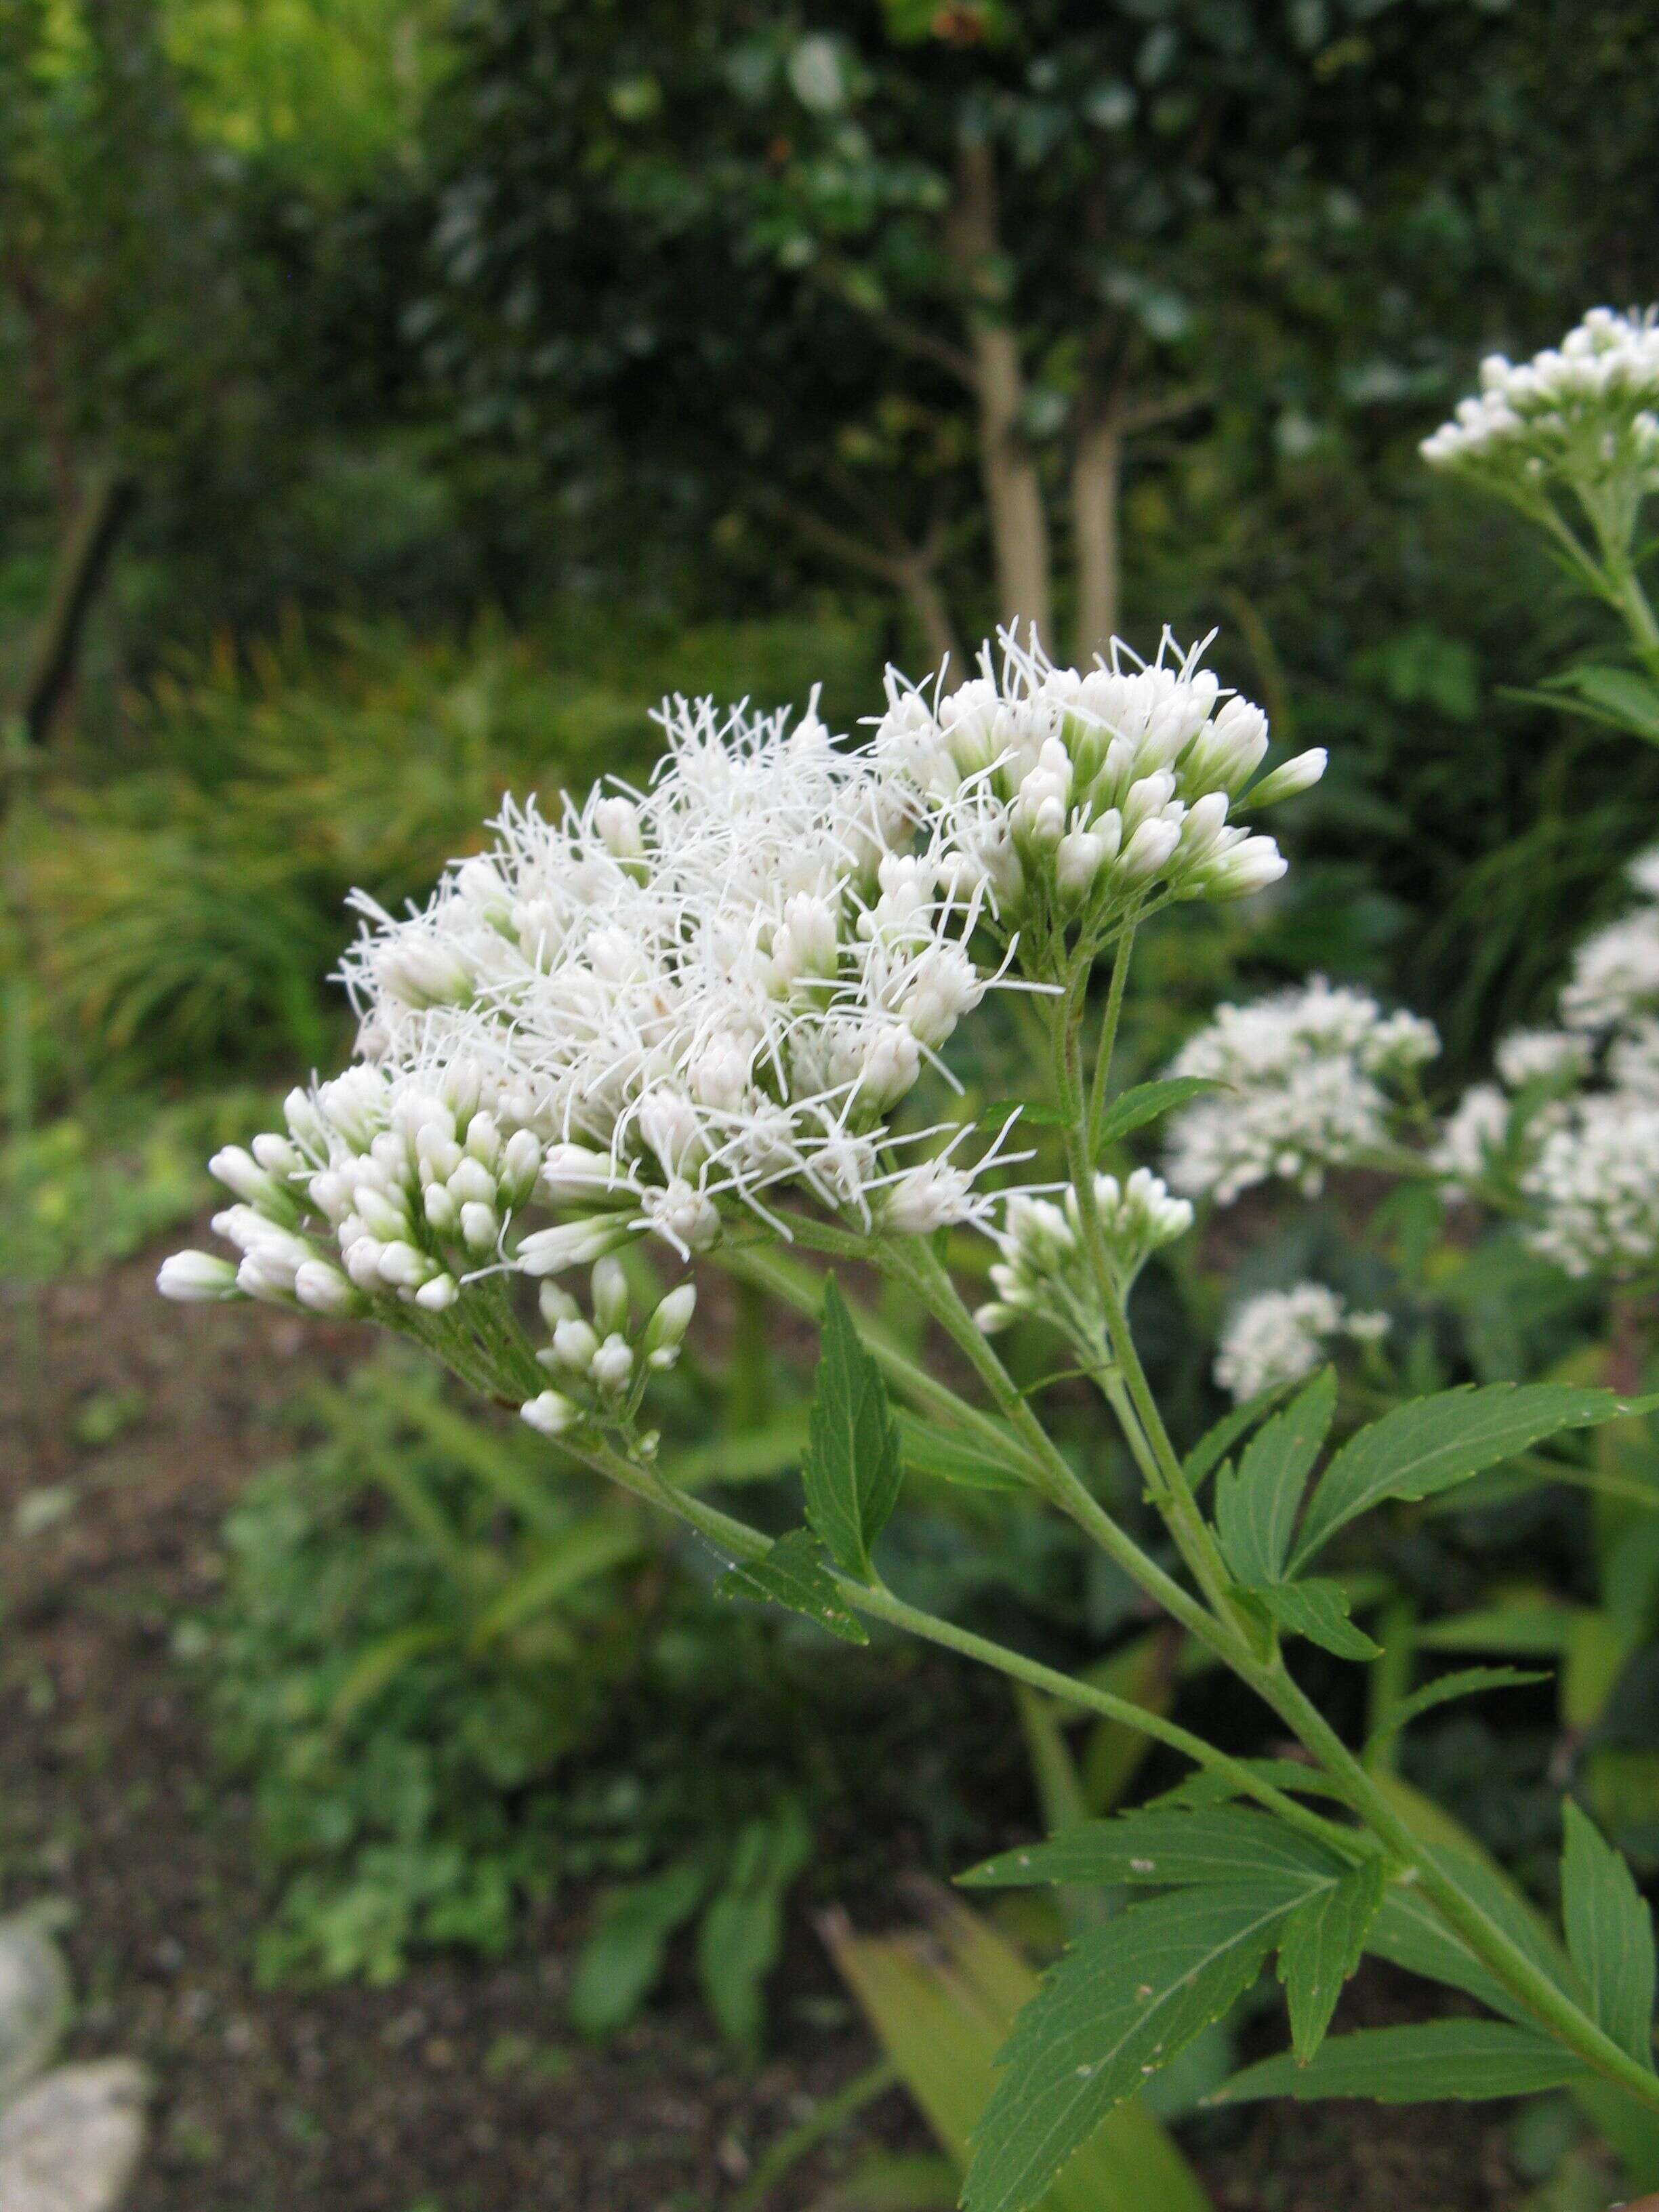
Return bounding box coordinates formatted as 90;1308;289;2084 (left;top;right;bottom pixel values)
1162;979;1439;1204
1214;1283;1390;1404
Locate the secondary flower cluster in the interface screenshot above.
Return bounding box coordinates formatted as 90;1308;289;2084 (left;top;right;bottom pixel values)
975;1169;1193;1341
1420;306;1659;489
1214;1283;1391;1405
1498;851;1659;1278
872;631;1322;971
1162;979;1439;1205
523;1262;696;1441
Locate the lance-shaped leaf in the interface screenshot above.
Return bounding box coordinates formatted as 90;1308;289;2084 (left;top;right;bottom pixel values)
804;1277;904;1580
1094;1077;1227;1149
1244;1578;1380;1660
1562;1801;1658;2070
1215;1368;1336;1586
960;1806;1349;1894
1291;1386;1656;1572
897;1410;1026;1494
1182;1377;1299;1494
717;1529;869;1645
1277;1858;1386;2062
962;1885;1302;2212
1366;1885;1530;2023
1209;2018;1584;2105
1365;1666;1549;1756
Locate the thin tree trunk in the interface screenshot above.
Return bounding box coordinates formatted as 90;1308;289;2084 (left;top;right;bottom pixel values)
948;141;1052;648
1071;413;1122;663
17;468;140;743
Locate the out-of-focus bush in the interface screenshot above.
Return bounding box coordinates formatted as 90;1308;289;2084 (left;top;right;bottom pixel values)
5;606;880;1088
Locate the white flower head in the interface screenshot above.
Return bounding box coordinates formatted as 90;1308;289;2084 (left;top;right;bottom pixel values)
1422;306;1659;493
1523;1099;1659;1279
1162;978;1439;1204
871;629;1315;971
1214;1283;1391;1404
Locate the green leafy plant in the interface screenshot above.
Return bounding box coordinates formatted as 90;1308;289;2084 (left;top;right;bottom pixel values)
158;373;1659;2203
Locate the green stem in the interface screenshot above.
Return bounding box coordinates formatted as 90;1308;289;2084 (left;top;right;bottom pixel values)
1052;970;1242;1622
1086;914;1139;1151
1260;1658;1659;2111
575;1435;1359;1853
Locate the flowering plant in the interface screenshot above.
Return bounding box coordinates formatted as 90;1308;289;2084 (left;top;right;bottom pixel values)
161;323;1659;2208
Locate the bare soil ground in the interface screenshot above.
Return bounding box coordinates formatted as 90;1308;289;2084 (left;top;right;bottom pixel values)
0;1242;1578;2211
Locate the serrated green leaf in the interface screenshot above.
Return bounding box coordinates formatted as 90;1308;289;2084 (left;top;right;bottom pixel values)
897;1410;1027;1494
1095;1077;1227;1149
1366;1885;1530;2022
1209;2019;1584;2105
1244;1578;1381;1659
962;1886;1299;2212
1553;663;1659;740
1182;1377;1299;1494
1366;1666;1549;1753
1292;1387;1655;1571
1216;1368;1335;1586
1562;1801;1657;2070
1277;1858;1385;2062
825;1895;1212;2212
1151;1759;1355;1813
716;1529;869;1644
804;1277;904;1579
1414;1603;1583;1656
960;1806;1348;1893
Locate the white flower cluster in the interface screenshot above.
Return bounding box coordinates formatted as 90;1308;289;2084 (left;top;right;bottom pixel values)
1161;979;1439;1205
1422;846;1659;1274
1421;306;1659;483
872;632;1322;966
1561;877;1659;1034
975;1168;1193;1337
163;692;1039;1345
1429;1029;1590;1200
523;1261;696;1439
1523;1101;1659;1280
1214;1283;1390;1405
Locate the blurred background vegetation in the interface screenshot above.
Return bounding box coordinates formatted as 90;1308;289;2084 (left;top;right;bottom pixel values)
6;5;1659;2198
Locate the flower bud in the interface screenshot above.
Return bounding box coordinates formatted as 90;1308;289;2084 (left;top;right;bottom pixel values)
209;1146;284;1214
415;1273;460;1312
251;1132;304;1179
424;1183;460;1236
498;1129;542;1206
447;1157;497;1209
1246;749;1328;808
1202;835;1287;900
294;1260;363;1317
538;1282;580;1328
552;1316;600;1370
354;1186;410;1243
380;939;473;1010
1119;817;1182;883
591;1255;630;1334
157;1250;241;1303
459;1200;501;1253
517;1217;635;1276
522;1390;579;1437
538;1144;621;1205
642;1282;697;1361
590;1334;635;1394
377;1241;437;1290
